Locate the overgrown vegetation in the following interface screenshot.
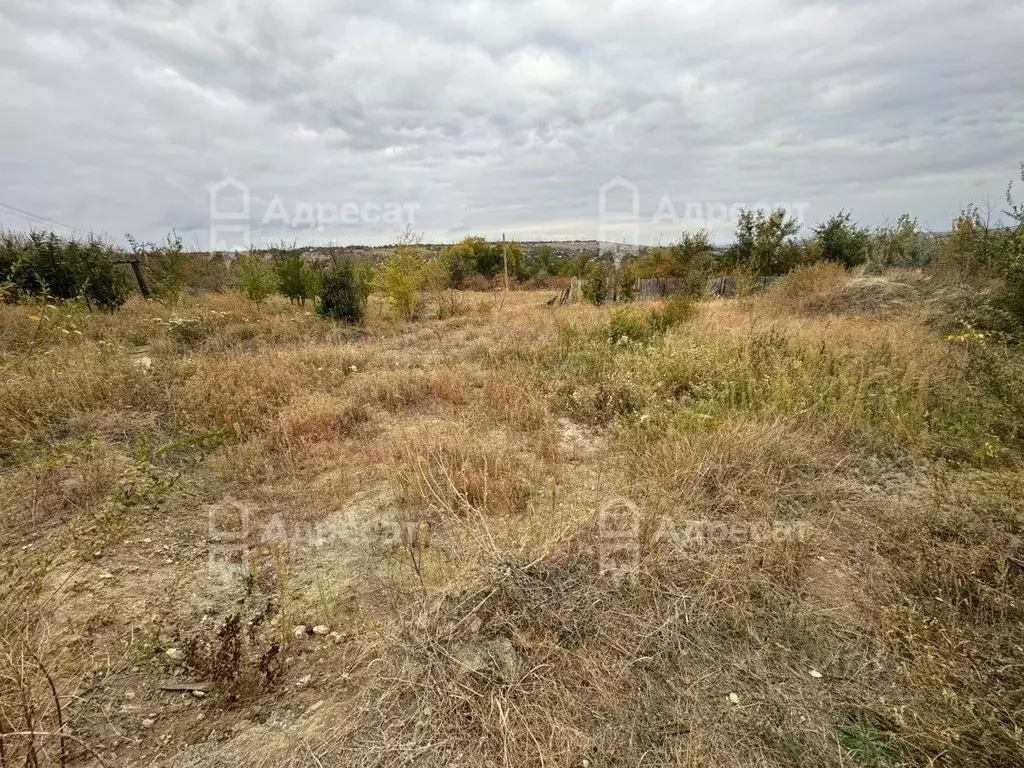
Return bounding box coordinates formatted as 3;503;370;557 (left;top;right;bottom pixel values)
3;169;1024;768
233;252;277;303
1;230;129;309
274;251;320;305
317;258;368;323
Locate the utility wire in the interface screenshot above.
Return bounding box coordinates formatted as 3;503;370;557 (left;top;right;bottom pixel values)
0;200;94;238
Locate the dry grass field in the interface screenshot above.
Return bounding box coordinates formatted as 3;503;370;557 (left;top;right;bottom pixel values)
2;265;1023;767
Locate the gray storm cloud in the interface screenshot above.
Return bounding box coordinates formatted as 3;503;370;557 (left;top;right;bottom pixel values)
1;0;1021;247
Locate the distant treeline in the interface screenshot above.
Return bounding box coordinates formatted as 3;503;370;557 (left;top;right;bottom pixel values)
3;166;1023;331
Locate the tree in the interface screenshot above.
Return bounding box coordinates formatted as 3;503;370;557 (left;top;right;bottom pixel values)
528;243;558;277
567;252;594;278
583;262;608;305
813;210;869;269
275;253;319;305
318;259;368;323
441;239;477;287
631;246;681;279
724;208;803;276
234;252;277;303
375;228;445;320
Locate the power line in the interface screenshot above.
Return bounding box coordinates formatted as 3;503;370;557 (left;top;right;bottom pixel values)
0;200;93;238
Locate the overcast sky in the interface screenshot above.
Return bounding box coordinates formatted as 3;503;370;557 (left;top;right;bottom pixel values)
1;0;1021;248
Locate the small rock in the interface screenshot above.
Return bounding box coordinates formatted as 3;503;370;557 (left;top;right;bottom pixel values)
191;690;206;698
142;718;155;728
312;625;329;636
165;648;185;662
809;669;823;679
293;625;308;637
296;674;312;687
728;693;740;705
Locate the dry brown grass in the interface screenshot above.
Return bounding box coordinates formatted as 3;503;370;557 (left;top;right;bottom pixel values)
393;424;546;518
1;276;1022;767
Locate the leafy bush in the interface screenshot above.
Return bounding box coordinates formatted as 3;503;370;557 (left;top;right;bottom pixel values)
376;247;425;319
629;230;716;287
723;208;804;276
127;232;191;305
957;167;1024;337
318;259;368;323
986;168;1024;332
583;264;608;305
275;253;319;305
813;210;869;269
606;297;694;343
868;215;937;270
375;230;450;320
0;230;129;310
442;236;525;286
937;205;1008;277
234;253;277;303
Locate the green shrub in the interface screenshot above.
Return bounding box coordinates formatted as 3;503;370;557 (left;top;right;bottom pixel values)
440;236;525;285
376;247;425;319
813;210;869;269
606;297;694;343
867;215;937;270
127;232;190;305
318;259;368;323
275;253;319;305
583;264;608;305
234;253;277;303
989;168;1024;332
375;230;449;320
628;230;716;288
962;167;1024;337
723;208;804;276
0;230;128;310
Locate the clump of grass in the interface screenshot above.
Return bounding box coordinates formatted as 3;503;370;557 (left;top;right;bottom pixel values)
176;346;361;435
605;296;695;344
0;343;162;462
480;364;550;432
394;426;540;518
267;393;370;452
548;306;940;450
353;367;470;412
